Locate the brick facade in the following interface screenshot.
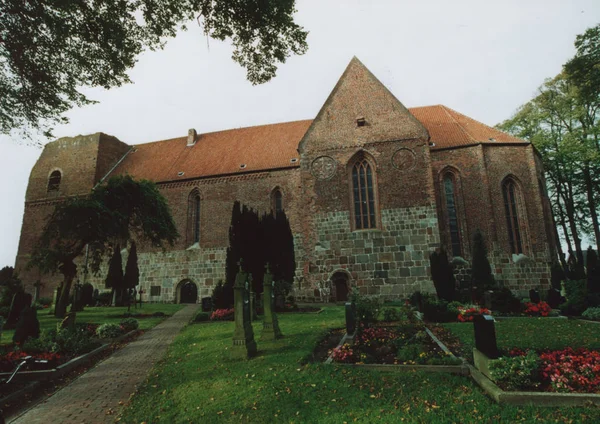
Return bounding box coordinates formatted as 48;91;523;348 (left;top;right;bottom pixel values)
14;58;555;302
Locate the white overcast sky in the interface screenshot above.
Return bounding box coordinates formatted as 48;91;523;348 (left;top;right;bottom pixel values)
1;0;599;267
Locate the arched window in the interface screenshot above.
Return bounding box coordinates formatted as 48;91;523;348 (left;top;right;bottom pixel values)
188;190;201;244
443;173;462;257
350;155;377;230
502;178;524;254
47;170;61;192
271;188;283;215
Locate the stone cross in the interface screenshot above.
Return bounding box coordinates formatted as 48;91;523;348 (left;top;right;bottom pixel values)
231;266;257;359
261;264;283;341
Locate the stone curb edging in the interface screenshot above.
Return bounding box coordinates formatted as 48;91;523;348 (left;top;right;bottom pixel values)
0;329;139;384
323;324;465;373
468;363;600;406
336;363;470;375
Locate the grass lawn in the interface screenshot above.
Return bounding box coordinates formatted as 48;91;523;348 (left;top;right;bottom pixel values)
1;303;184;345
444;318;600;360
119;308;599;423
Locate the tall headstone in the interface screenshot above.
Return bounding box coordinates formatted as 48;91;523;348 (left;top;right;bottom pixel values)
231;263;257;359
473;314;499;359
261;266;283;341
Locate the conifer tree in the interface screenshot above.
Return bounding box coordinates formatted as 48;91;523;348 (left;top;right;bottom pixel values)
429;246;456;301
587;246;600;294
471;229;496;295
105;245;124;306
124;241;140;311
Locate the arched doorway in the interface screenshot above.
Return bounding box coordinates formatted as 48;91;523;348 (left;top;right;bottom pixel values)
331;272;350;302
178;280;198;304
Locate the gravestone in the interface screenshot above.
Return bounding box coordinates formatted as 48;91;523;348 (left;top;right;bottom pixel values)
483;291;493;310
201;297;212;312
473;314;499;379
529;289;540;304
473;314;498;359
261;266;283;341
231;264;257;359
345;302;356;335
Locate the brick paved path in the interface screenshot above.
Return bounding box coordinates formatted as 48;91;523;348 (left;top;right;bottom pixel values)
10;304;200;424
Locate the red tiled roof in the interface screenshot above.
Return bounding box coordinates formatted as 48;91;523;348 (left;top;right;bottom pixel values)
112;106;526;182
410;105;525;149
112;120;312;182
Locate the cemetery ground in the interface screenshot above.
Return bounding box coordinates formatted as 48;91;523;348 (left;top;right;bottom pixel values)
119;307;600;423
0;304;184;345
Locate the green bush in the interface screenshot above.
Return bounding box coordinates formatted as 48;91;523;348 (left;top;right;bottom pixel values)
350;293;379;326
490;288;522;314
119;318;139;332
0;306;10;318
381;308;402;322
560;280;588;316
94;291;113;306
96;323;124;339
194;312;210;322
54;328;101;355
422;298;459;323
582;307;600;321
396;343;427;362
22;331;56;353
489;351;540;391
37;297;53;307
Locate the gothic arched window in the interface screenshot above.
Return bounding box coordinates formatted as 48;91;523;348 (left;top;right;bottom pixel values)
502;178;524;254
47;170;62;193
443;173;462;257
271;188;283;215
350;155;377;230
188;190;201;244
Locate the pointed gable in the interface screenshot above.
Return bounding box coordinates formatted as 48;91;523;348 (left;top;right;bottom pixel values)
298;57;429;153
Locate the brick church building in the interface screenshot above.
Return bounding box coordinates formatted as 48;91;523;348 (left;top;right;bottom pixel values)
15;58;556;303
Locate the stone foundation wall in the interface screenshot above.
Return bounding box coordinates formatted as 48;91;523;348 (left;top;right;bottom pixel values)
296;205;440;301
84;247;227;303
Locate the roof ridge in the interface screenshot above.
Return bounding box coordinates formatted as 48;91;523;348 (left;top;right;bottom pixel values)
439;105;477;142
440;105;526;143
131;119;314;148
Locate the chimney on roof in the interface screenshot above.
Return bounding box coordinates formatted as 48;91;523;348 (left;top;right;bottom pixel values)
187;128;197;146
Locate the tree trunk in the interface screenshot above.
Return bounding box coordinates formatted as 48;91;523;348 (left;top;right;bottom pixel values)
55;260;77;318
583;163;600;250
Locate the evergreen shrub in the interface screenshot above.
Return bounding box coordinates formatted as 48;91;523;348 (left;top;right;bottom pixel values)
560;280;588;316
194;312;210;322
582;307;600;321
96;323;124;339
119;318;139;332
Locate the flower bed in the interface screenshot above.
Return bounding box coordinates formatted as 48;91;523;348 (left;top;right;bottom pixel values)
210;308;234;321
489;347;600;393
329;324;461;366
522;301;552;317
457;306;491;322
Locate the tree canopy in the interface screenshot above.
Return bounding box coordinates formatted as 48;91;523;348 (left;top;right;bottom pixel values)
498;23;600;259
0;0;308;137
29;175;178;316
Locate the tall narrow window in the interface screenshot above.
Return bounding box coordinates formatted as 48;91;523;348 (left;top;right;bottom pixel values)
193;194;201;243
351;157;377;229
271;188;283;215
47;170;61;192
188;189;201;245
503;179;523;254
443;174;462;256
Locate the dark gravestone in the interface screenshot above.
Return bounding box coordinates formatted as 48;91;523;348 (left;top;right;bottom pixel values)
529;289;540;304
547;289;561;309
345;302;356;335
201;297;212;312
473;314;498;359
